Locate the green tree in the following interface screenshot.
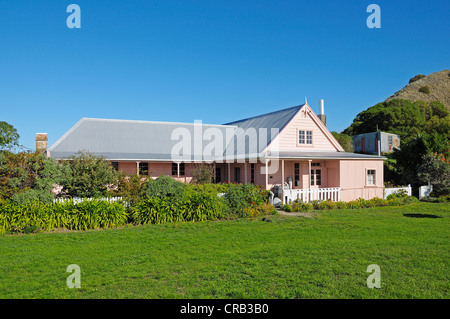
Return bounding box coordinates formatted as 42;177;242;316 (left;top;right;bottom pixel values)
0;121;20;150
343;99;449;140
390;133;449;190
417;153;450;196
429;101;449;118
0;151;67;204
62;151;119;198
331;132;354;152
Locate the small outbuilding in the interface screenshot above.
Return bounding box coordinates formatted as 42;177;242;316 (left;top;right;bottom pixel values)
353;131;400;155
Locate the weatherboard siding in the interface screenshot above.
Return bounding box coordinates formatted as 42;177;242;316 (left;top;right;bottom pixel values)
339;159;384;201
267;106;340;152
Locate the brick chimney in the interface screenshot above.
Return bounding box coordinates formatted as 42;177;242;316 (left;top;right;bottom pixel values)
318;99;327;126
36;133;48;153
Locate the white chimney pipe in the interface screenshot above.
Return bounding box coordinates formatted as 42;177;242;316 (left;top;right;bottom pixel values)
319;99;325;115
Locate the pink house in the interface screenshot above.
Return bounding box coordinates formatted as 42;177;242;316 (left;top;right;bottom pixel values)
47;101;385;203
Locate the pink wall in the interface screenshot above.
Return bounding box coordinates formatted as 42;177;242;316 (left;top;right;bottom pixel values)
266;104;344;153
114;158;384;202
227;160;336;190
118;162;137;175
339;159;384;201
149;162;172;177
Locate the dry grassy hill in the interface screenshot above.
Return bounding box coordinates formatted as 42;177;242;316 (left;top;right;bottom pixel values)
386;69;450;110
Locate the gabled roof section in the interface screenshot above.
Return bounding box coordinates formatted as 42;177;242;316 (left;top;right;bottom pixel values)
223;104;304;155
259;103;345;153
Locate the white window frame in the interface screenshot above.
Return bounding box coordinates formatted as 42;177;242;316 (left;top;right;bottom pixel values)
310;169;322;186
297;129;313;147
366;169;376;186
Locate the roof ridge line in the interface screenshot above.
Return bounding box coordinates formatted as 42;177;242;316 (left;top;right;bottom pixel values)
81;117;237;128
224;104;305;125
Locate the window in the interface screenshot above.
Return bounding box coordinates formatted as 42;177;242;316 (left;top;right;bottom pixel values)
298;130;313;145
311;162;320;167
111;162;119;171
179;163;185;176
367;170;376;185
215;167;221;183
299;131;305;144
172;163;178;176
311;169;321;186
234;167;241;183
250;163;255;184
388;135;393;145
294;163;300;187
172;163;185;176
139;162;149;175
306;131;312;144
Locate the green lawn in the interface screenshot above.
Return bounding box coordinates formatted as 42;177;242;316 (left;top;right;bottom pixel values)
0;202;448;299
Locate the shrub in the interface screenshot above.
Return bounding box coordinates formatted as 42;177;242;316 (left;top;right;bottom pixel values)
190;163;214;184
0;151;67;203
283;200;313;212
182;187;229;220
282;195;418;212
131;197;185;225
132;182;273;225
131;190;228;225
143;175;186;199
282;203;293;212
386;189;409;200
61;151;119;198
0;200;129;234
224;184;269;217
419;86;431;94
187;183;232;195
11;189;56;206
409;74;425;83
417;153;450;196
109;172;148;204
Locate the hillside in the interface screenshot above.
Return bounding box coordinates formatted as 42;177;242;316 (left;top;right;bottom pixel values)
385;69;450;110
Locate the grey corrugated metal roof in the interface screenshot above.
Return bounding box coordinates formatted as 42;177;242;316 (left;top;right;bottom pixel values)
48;104;383;162
353;131;400;138
48;118;236;161
223;104;304;155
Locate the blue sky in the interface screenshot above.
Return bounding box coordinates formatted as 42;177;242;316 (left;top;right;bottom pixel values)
1;0;449;150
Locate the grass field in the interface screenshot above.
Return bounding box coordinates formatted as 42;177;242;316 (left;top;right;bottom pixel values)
0;202;448;299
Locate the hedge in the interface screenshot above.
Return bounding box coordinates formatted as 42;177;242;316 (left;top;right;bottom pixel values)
132;183;275;224
0;182;277;233
282;196;419;213
0;199;129;234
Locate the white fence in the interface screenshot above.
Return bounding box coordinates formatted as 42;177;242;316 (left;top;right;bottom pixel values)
53;197;124;204
283;187;341;203
384;185;411;199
